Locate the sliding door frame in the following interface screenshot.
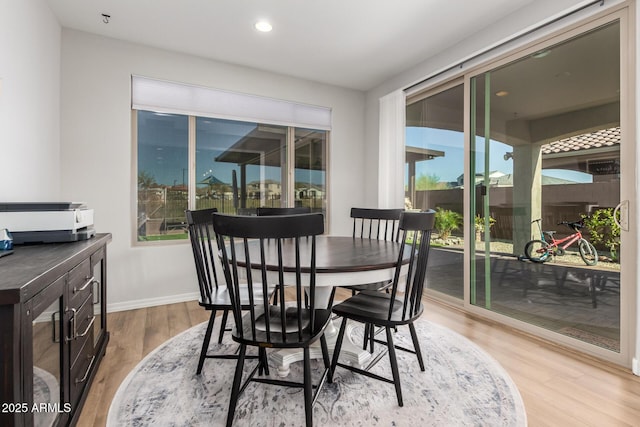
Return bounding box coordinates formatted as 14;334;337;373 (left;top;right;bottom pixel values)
405;3;635;368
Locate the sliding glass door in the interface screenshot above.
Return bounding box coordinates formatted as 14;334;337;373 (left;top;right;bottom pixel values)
406;83;465;300
470;21;623;352
406;11;633;363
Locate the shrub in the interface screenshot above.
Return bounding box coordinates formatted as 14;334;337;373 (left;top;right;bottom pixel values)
582;208;620;261
474;214;496;241
434;207;462;240
474;215;496;233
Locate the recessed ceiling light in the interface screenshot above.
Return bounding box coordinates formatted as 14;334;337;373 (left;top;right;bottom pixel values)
495;90;509;97
255;21;273;32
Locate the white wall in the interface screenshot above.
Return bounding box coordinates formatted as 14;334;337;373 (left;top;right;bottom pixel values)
59;30;366;310
0;0;61;200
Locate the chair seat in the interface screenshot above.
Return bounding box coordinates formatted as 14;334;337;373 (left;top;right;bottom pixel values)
233;307;332;348
332;291;423;326
200;284;276;308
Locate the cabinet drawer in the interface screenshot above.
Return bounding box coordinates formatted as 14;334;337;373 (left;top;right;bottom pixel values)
68;258;92;308
70;335;95;407
70;296;95;368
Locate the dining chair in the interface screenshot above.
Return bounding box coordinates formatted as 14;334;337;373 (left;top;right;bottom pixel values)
333;208;403;351
186;208;274;374
343;207;404;296
212;212;332;427
256;206;311;216
329;210;435;407
257;206;312;305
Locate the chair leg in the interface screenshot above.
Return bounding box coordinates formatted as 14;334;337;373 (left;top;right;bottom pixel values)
327;287;336;308
361;323;375;353
258;347;270;376
197;310;216;375
408;322;425;371
369;325;375;353
320;335;331;383
362;323;370;350
329;318;348;382
386;327;403;407
218;309;230;343
226;344;247;427
303;347;313;427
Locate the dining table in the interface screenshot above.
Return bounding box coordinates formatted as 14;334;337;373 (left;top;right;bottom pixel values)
233;235;410;377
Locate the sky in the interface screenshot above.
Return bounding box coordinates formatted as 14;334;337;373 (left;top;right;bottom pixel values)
405;127;592;185
139;112;592;189
137;112;325;188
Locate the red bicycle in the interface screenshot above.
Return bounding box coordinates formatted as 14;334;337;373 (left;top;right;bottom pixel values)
524;218;598;266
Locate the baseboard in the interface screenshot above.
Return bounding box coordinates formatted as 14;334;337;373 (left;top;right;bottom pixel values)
633;358;639;376
107;292;199;313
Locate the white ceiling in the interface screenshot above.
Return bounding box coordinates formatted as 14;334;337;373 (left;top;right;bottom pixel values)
45;0;536;91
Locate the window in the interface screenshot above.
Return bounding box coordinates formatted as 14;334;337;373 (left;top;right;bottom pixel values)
136;112;188;241
133;78;330;242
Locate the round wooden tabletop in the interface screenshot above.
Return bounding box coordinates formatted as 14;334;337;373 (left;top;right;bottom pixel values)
234;236;407;273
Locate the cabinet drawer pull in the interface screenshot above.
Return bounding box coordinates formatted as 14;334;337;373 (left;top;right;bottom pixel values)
75;355;96;384
92;279;101;304
51;311;60;343
76;315;95;339
65;308;77;342
74;276;94;294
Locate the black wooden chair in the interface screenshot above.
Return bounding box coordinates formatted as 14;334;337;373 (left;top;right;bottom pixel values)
332;208;403;351
186;208;275;374
342;207;404;296
257;206;312;304
256;206;311;216
329;210;435;407
212;212;332;427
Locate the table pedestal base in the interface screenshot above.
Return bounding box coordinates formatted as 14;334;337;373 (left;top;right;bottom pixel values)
270;318;370;377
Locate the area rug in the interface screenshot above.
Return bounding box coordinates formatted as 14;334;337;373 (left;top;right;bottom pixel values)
108;319;527;426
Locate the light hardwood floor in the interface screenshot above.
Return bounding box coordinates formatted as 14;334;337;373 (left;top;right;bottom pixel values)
77;295;640;427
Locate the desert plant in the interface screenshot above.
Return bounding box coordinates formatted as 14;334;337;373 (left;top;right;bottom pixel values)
474;214;496;233
474;214;496;241
434;207;462;240
582;208;620;261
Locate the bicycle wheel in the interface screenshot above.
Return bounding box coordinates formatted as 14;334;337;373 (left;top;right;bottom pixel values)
524;240;551;263
578;239;598;266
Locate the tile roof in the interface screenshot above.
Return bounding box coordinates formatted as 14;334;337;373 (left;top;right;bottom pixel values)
542;126;620;154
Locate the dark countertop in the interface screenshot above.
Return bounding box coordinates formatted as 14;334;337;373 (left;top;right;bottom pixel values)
0;233;112;305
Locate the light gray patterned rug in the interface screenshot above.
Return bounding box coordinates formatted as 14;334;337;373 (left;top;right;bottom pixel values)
108;319;527;426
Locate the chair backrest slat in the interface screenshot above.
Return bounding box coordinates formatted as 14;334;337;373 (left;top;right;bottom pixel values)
350;208;403;242
386;210;435;322
186;208;221;305
213;213;324;346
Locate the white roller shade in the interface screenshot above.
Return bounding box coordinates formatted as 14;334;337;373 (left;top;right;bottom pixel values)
131;76;332;130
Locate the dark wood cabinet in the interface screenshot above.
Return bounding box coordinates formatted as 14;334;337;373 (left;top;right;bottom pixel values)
0;234;111;427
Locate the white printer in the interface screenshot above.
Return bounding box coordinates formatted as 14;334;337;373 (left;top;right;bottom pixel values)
0;202;95;244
